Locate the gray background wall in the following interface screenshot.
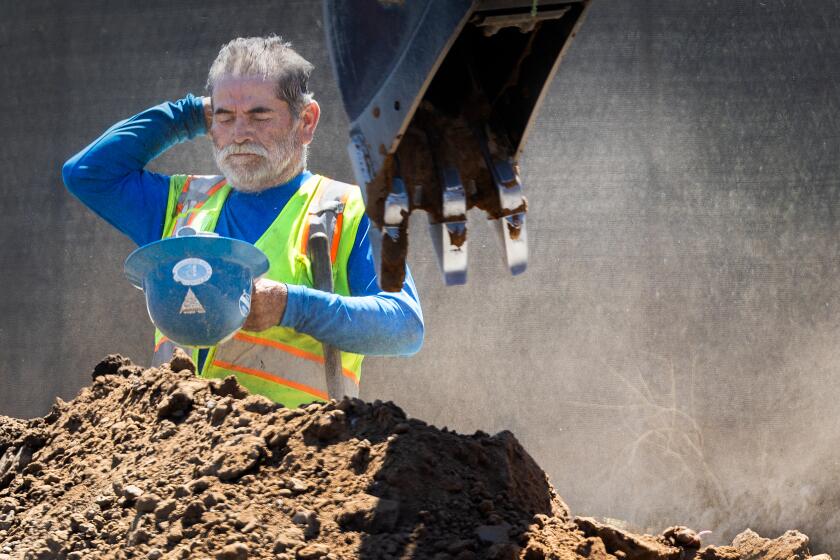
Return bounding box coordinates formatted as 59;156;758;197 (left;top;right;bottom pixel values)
3;0;840;554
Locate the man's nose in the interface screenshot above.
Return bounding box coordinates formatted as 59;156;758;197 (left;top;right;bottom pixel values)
232;118;254;143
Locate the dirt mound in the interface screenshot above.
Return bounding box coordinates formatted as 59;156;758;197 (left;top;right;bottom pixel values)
0;354;830;560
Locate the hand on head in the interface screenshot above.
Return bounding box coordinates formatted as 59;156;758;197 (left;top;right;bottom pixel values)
202;96;213;132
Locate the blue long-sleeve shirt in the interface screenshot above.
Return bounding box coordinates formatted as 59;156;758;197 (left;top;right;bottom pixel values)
62;94;423;357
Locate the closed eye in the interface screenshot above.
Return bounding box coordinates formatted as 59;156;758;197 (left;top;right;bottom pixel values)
213;106;275;123
214;108;235;123
248;107;274;121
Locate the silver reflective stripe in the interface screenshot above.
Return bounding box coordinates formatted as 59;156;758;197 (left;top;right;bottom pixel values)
174;175;225;224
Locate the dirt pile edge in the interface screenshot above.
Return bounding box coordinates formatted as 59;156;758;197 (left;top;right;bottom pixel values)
0;354;830;560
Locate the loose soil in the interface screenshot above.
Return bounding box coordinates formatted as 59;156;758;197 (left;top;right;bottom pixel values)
0;354;830;560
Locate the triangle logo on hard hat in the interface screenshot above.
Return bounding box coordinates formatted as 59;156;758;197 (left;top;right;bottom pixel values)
180;288;206;315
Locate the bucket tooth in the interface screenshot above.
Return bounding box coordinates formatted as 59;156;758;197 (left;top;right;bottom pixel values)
489;159;528;276
430;167;468;286
497;211;527;275
383;176;409;241
378;176;411;292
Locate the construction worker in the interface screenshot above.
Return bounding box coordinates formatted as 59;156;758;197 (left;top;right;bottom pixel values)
62;36;424;407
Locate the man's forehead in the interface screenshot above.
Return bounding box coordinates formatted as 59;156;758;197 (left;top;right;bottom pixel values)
213;76;286;108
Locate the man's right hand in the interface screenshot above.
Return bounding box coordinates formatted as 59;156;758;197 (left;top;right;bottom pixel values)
243;278;288;332
202;96;213;132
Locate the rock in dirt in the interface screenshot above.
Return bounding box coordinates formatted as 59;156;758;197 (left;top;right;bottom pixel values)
0;355;831;560
216;542;249;560
661;526;702;549
168;347;196;374
135;492;161;513
91;353;132;378
576;516;681;560
700;529;813;560
335;493;399;533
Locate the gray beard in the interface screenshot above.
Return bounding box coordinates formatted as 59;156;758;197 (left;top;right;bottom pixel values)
213;135;307;193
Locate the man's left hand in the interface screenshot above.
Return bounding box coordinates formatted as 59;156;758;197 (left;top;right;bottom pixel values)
243;279;288;332
201;96;213;132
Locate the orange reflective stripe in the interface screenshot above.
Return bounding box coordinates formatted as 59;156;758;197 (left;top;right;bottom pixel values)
235;332;321;362
212;359;328;400
186;178;228;226
234;332;359;384
175;176;193;215
329;191;351;264
154;336;169;352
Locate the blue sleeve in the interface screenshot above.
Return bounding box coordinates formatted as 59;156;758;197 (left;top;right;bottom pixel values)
61;95;207;246
280;214;424;356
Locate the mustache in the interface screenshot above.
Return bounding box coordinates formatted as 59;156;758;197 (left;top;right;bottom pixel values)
218;142;269;160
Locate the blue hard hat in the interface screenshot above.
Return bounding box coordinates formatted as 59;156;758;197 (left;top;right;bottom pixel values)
124;230;269;347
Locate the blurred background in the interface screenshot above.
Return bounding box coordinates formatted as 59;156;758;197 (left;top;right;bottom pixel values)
2;0;840;552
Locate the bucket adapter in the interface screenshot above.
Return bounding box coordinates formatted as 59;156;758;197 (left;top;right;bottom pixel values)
324;0;590;290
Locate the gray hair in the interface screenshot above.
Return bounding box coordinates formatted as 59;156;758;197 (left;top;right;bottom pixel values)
207;36;314;116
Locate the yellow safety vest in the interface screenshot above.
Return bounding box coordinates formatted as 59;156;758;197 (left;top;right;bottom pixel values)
152;173;366;407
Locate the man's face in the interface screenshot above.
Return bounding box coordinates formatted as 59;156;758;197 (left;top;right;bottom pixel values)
209;76;305;192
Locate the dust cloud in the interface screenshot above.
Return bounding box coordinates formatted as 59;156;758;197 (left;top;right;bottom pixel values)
364;0;840;554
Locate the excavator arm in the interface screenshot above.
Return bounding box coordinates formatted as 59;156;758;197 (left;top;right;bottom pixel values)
324;0;591;290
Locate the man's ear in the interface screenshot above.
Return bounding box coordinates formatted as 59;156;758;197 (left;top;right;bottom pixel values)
298;100;320;145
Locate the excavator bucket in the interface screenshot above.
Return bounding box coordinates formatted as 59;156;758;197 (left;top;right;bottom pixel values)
324;0;590;291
